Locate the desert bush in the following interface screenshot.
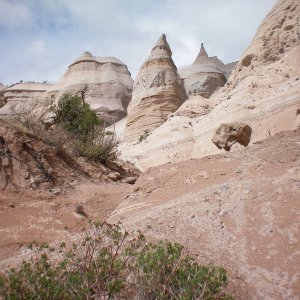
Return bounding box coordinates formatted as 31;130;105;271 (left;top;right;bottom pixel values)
11;94;118;163
0;222;233;300
52;94;103;140
51;94;117;163
74;131;117;163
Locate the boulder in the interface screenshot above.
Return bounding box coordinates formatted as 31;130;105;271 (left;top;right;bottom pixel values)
123;34;186;142
212;123;252;151
178;44;236;98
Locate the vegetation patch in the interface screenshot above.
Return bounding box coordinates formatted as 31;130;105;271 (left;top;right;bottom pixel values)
0;222;233;299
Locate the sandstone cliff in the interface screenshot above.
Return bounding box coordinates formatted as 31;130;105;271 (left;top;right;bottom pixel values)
118;0;300;170
123;34;186;142
178;44;235;98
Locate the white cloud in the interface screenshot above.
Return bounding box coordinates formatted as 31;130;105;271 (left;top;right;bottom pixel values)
0;0;277;85
0;0;33;28
27;39;47;56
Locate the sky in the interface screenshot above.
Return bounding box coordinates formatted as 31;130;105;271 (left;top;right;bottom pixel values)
0;0;276;85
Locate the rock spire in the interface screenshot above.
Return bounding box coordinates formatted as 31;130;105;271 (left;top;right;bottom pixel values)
193;43;208;64
123;34;186;142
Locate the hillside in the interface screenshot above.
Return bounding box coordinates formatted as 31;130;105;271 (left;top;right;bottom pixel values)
110;129;300;299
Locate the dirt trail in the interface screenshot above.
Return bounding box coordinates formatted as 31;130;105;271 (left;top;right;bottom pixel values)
0;119;135;263
0;181;131;262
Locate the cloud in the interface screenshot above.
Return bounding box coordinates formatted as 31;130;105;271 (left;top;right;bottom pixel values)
0;0;33;29
0;0;277;85
27;39;47;56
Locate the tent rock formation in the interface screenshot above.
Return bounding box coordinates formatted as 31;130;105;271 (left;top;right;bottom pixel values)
123;34;186;142
44;52;133;124
178;44;236;98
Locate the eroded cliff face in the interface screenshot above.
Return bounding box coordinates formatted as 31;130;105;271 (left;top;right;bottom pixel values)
123;34;186;142
45;52;133;124
117;0;300;171
228;0;300;89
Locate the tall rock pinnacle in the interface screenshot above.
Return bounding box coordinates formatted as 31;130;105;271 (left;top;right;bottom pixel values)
123;34;186;142
193;43;208;64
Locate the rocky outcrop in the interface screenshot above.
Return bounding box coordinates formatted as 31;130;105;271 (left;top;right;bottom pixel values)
117;0;300;171
123;34;186;142
0;84;7;108
178;44;236;98
212;123;252;151
45;52;133;124
229;0;300;88
0;82;49;115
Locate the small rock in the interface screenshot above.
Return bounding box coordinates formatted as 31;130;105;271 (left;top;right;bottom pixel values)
125;177;137;184
198;171;209;178
75;204;88;218
9;203;15;208
219;209;226;216
169;223;174;228
108;172;121;181
49;187;61;196
30;176;37;189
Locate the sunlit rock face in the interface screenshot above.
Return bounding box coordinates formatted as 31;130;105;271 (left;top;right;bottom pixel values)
123;34;186;142
45;51;133;124
178;44;236;98
0;82;48;115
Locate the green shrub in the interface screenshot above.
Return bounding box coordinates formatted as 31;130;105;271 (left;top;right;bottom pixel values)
11;94;118;163
0;223;233;300
52;94;103;139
